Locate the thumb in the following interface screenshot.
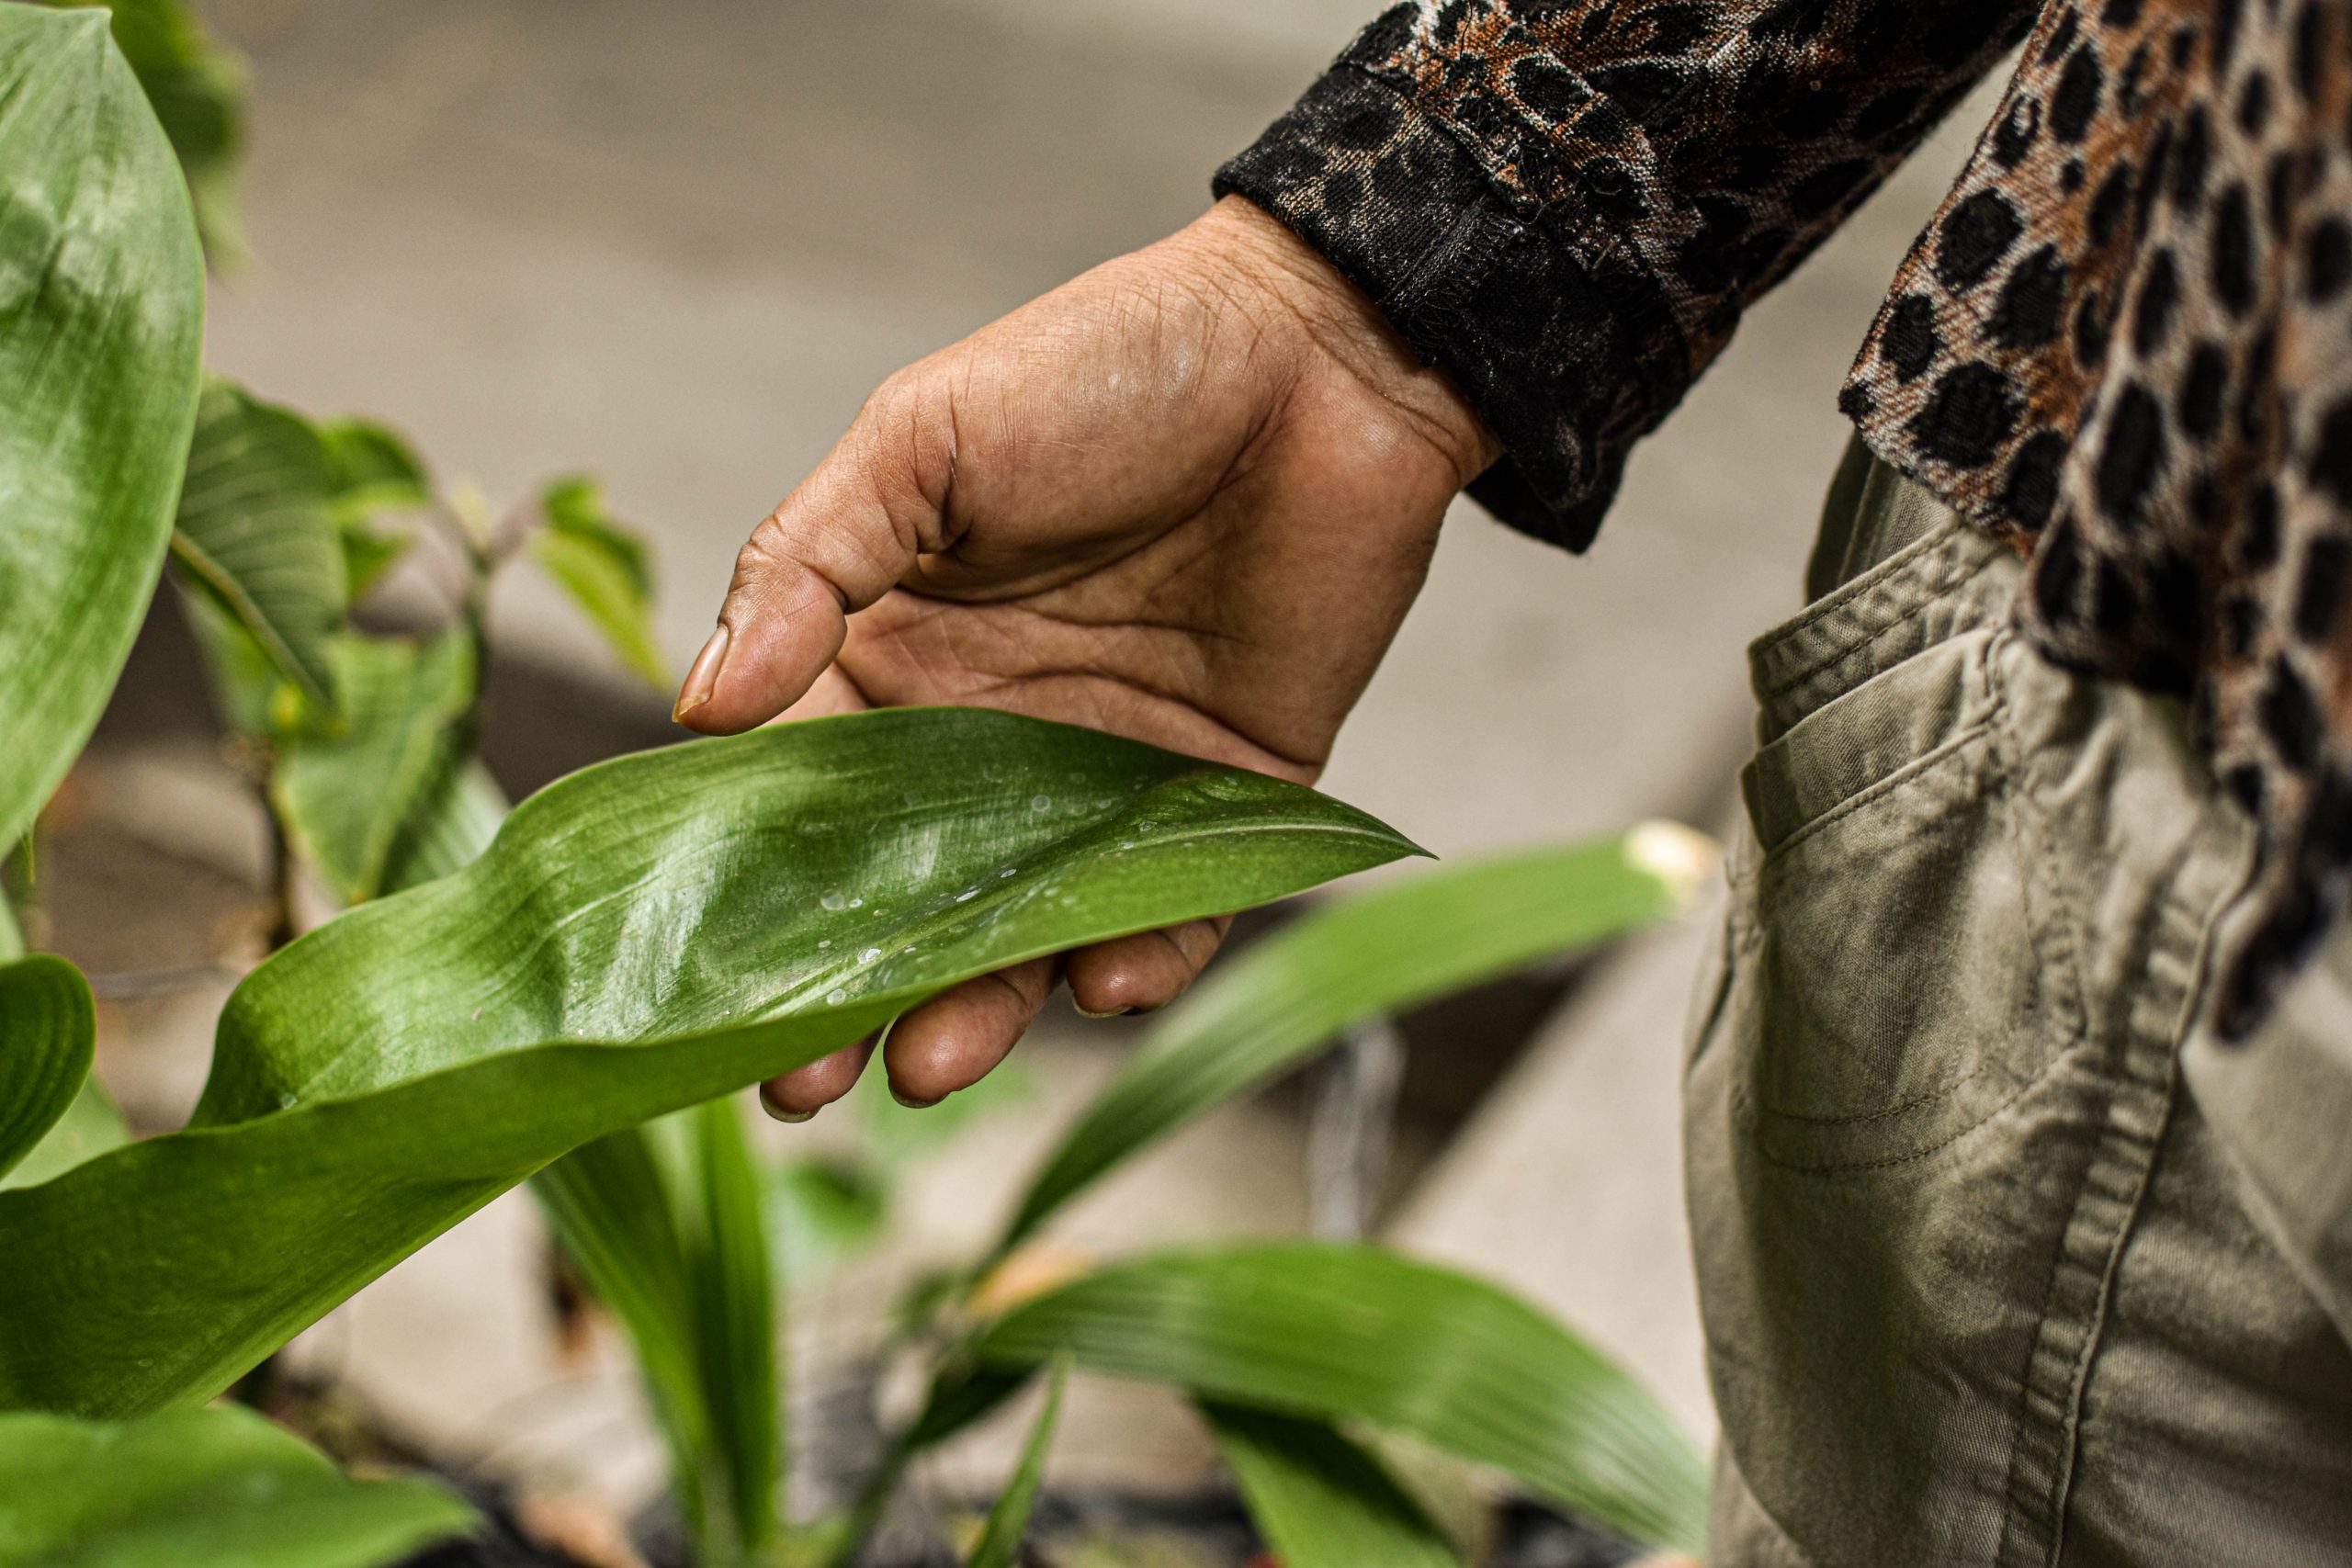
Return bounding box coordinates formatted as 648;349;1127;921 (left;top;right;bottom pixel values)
674;378;948;733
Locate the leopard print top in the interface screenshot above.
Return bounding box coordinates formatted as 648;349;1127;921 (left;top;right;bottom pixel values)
1216;0;2352;1037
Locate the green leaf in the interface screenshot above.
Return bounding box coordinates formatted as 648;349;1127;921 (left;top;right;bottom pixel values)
0;1404;472;1568
273;632;478;903
173;379;350;717
181;586;286;739
966;1242;1709;1554
0;5;206;852
319;418;432;522
380;758;507;894
1200;1404;1465;1568
319;421;430;599
532;1126;718;1540
40;0;246;265
0;957;95;1183
997;829;1706;1255
531;475;666;686
337;521;413;603
687;1095;784;1557
965;1354;1068;1568
0;708;1417;1417
2;1074;129;1194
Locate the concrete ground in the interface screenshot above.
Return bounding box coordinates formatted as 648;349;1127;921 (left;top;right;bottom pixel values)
179;0;2008;1523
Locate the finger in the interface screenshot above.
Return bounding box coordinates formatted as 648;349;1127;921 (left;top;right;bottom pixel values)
760;1034;876;1122
676;378;952;735
1066;916;1231;1016
881;956;1058;1107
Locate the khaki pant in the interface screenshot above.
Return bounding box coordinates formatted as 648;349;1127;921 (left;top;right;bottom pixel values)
1687;441;2352;1567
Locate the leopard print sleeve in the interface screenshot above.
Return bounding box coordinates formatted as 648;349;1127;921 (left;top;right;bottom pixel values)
1215;0;2041;550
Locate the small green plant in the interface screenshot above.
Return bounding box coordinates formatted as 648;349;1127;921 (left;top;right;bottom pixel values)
0;6;1717;1567
0;1405;472;1568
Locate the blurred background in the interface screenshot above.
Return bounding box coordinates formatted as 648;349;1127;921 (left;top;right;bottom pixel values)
53;0;2002;1560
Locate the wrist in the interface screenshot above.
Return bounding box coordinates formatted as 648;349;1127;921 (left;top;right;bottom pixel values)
1180;196;1503;486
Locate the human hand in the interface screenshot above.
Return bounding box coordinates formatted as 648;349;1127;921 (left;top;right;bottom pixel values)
678;196;1497;1119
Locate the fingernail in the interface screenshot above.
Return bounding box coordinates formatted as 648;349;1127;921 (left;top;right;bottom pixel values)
759;1085;816;1123
673;623;731;723
1074;1002;1144;1019
890;1085;941;1110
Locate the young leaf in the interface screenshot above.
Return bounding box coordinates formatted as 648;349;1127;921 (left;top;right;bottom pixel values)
0;708;1417;1417
173;379;350;717
965;1354;1069;1568
531;1126;717;1538
531;475;667;686
39;0;247;265
319;420;432;598
0;6;205;852
0;1404;472;1568
319;418;433;522
272;632;478;903
0;957;95;1184
965;1242;1710;1554
687;1095;785;1558
1201;1404;1465;1568
996;829;1709;1255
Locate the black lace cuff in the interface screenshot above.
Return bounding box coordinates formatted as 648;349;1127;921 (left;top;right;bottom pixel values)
1215;67;1666;552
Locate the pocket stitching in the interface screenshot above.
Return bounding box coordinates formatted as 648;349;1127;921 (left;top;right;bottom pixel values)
1752;715;1993;861
1754;531;1982;704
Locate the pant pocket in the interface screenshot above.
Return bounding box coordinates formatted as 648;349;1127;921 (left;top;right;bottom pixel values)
1731;627;2073;1170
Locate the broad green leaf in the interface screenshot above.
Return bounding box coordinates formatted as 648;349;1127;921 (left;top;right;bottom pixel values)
965;1355;1068;1568
966;1243;1709;1553
1;1074;129;1194
0;5;205;852
173;378;349;716
367;762;795;1555
0;956;94;1182
1201;1404;1464;1568
532;475;666;685
368;740;786;1563
688;1095;784;1558
0;1404;471;1568
273;632;477;903
997;829;1709;1254
0;708;1416;1416
40;0;246;265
